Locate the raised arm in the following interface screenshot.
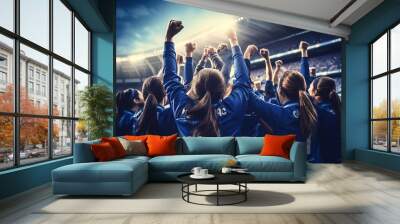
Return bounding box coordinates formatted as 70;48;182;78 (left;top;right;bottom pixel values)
163;20;191;116
208;46;224;71
176;54;184;78
183;42;196;87
227;29;250;86
299;41;312;88
195;48;209;73
243;44;258;79
273;60;283;85
217;43;233;83
260;48;272;81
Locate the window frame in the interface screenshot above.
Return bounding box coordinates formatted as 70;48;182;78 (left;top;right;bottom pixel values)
0;0;92;171
369;20;400;154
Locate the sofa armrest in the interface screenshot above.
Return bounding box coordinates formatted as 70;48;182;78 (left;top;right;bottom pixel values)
289;141;307;181
73;140;100;163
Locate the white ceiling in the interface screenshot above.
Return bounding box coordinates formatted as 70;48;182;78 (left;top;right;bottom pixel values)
167;0;384;38
227;0;352;23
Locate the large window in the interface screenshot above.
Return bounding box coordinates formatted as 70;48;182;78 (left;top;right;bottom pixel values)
0;0;91;170
370;23;400;153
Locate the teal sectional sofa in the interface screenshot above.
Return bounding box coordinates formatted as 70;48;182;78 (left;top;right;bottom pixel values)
52;137;306;196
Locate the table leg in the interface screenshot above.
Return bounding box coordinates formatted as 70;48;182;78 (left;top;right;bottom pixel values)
245;183;247;201
195;184;198;192
217;184;219;206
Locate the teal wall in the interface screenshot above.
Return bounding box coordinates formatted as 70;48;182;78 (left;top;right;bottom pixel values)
0;0;115;200
344;0;400;170
92;33;114;88
0;158;72;199
91;32;115;135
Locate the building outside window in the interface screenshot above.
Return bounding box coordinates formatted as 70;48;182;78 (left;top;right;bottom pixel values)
0;0;91;170
28;81;34;94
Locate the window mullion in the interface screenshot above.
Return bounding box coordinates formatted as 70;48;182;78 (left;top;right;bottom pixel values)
13;0;21;167
48;0;54;160
71;10;76;154
387;30;391;152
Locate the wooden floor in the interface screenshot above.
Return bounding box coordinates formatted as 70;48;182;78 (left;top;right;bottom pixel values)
1;162;400;224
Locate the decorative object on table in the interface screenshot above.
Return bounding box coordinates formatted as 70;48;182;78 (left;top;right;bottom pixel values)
177;173;256;206
79;84;113;140
225;159;239;168
190;167;214;179
222;167;249;174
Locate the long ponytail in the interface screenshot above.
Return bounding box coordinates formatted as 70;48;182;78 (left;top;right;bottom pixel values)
329;91;341;119
315;76;341;118
299;90;317;136
137;94;158;134
188;91;219;136
188;68;225;136
279;71;317;137
137;76;166;134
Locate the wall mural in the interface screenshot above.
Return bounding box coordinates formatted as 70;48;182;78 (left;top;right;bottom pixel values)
116;0;342;162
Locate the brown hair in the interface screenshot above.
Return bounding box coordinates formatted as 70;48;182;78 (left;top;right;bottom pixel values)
137;76;166;134
315;76;341;118
188;68;226;136
278;71;317;137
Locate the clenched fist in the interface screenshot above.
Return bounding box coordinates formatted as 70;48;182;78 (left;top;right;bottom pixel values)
185;42;196;57
166;20;184;42
207;46;216;56
299;41;309;51
275;60;283;67
244;44;258;59
259;48;270;59
217;43;228;54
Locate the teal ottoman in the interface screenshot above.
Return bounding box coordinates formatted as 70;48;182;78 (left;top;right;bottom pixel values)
52;156;148;196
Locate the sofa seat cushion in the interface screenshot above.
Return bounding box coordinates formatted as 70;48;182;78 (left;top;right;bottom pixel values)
236;155;293;172
149;154;235;172
53;159;147;183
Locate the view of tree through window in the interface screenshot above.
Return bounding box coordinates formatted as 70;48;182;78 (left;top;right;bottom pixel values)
0;0;91;170
371;23;400;153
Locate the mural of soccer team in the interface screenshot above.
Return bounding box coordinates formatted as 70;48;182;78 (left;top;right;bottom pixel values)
116;20;341;163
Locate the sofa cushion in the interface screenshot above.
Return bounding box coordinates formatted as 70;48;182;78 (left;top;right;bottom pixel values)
73;139;100;163
260;134;296;159
177;137;235;155
53;158;147;183
91;142;118;161
118;138;147;156
147;134;178;157
236;155;293;172
149;154;235;172
235;137;263;155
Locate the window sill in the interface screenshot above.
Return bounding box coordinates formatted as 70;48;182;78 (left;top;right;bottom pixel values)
0;156;72;176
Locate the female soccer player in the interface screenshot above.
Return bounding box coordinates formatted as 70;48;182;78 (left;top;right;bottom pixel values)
134;76;177;135
308;77;341;163
248;70;317;141
163;20;251;136
116;88;144;136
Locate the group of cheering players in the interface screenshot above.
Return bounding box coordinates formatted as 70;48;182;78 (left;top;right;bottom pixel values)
116;20;341;163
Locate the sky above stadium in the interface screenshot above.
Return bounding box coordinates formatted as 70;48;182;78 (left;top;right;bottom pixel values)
116;0;238;57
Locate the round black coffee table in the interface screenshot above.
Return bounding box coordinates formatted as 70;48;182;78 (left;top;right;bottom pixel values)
177;173;255;206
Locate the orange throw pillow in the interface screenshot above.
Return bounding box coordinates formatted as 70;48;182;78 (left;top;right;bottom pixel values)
260;134;296;159
124;135;148;142
101;137;126;158
146;134;178;157
91;142;117;162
